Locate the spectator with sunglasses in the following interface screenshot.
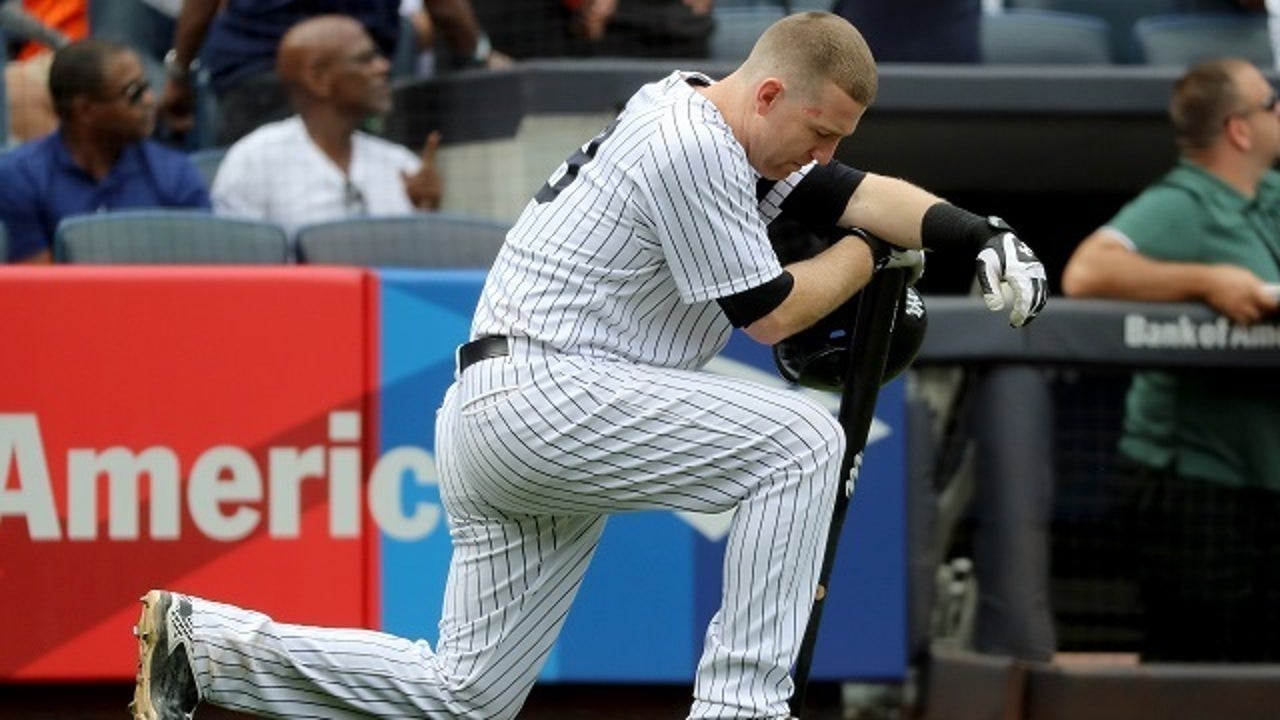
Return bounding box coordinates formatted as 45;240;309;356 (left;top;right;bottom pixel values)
0;38;210;263
1063;57;1280;662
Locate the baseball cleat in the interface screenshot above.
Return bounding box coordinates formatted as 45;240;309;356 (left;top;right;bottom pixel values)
129;590;200;720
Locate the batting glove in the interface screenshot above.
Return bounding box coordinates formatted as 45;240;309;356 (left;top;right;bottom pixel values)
862;231;925;286
974;218;1048;327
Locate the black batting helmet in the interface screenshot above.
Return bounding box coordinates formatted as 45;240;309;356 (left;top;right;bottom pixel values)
766;217;928;391
773;284;928;392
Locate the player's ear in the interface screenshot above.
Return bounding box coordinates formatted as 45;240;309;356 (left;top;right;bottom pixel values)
756;78;784;115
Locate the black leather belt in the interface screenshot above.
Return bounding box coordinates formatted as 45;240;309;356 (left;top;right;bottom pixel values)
458;335;510;372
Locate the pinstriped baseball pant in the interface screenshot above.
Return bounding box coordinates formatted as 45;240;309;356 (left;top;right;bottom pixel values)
184;350;844;719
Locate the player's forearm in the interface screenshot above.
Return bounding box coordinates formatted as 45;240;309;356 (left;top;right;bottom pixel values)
838;173;942;249
744;234;874;344
1062;231;1211;302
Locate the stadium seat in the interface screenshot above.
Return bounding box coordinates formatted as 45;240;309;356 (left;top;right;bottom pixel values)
982;10;1114;65
0;219;8;262
709;5;786;61
55;210;291;264
1134;12;1274;67
1005;0;1228;63
294;213;510;268
790;0;834;11
189;147;228;189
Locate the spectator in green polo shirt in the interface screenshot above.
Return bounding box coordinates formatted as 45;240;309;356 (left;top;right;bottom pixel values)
1062;57;1280;662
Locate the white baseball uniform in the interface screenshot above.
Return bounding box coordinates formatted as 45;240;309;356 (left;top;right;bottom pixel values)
179;71;869;720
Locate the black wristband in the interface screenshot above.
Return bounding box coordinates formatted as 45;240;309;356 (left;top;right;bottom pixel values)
921;203;1010;251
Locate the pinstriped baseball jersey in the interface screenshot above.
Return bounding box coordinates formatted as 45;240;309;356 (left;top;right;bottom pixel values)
162;70;870;720
474;71;861;370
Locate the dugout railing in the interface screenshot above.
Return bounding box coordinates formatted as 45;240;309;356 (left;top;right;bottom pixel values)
906;294;1280;681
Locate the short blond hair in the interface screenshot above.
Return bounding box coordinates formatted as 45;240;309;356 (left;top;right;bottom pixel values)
742;12;878;107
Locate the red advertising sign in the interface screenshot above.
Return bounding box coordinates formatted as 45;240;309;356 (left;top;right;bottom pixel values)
0;267;378;680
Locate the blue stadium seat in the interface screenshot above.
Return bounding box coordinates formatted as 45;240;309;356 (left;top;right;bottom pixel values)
982;10;1114;65
55;210;291;264
790;0;834;11
1005;0;1246;63
1134;12;1274;67
294;213;510;268
710;5;786;61
189;147;228;189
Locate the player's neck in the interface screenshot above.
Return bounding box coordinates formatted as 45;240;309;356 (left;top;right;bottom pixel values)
697;75;749;148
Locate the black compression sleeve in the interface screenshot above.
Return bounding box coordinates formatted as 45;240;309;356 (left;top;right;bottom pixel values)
778;162;867;229
717;271;795;328
921;202;996;251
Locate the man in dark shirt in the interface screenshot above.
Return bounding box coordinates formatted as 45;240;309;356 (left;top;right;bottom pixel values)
0;38;209;263
832;0;981;63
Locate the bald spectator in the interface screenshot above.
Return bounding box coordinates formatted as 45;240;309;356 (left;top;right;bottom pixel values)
0;38;210;263
210;15;442;235
160;0;501;146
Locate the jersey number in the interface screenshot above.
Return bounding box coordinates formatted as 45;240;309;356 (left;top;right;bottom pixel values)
535;118;620;204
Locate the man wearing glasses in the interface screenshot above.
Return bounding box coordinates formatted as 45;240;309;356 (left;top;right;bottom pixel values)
1063;58;1280;662
0;38;210;263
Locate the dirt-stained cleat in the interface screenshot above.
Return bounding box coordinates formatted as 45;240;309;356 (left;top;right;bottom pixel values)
129;590;200;720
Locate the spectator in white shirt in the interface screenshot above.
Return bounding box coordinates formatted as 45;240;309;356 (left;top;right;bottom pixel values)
211;14;442;235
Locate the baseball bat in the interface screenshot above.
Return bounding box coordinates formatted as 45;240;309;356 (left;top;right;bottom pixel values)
789;265;909;718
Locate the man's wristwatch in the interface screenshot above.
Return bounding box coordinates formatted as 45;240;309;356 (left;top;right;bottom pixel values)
456;32;491;68
163;49;201;82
